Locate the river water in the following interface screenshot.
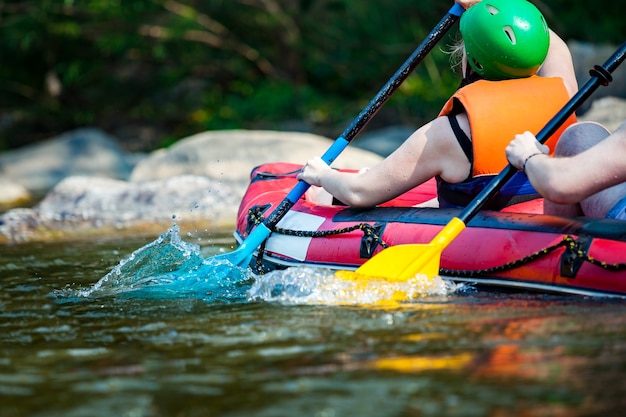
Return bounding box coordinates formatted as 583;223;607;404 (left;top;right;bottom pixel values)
2;225;626;416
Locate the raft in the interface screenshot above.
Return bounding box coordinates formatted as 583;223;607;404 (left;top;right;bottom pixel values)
234;162;626;298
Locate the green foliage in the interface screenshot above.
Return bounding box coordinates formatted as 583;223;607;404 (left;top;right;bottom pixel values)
536;0;625;44
0;0;622;151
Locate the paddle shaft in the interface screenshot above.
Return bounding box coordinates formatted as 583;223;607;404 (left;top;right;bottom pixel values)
457;41;626;226
262;4;465;229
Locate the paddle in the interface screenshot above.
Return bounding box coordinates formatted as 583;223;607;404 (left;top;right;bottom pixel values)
353;41;626;281
212;4;465;267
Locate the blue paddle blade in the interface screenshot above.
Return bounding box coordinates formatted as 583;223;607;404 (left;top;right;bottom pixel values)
211;223;272;267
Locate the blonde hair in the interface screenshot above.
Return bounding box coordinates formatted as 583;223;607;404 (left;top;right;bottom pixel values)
445;35;465;76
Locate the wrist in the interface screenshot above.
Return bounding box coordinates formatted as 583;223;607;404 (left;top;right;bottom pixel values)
521;152;545;175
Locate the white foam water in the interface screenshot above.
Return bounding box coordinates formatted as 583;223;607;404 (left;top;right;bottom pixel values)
247;266;463;305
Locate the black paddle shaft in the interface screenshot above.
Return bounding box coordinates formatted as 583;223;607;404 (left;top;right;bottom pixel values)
458;41;626;226
262;5;464;229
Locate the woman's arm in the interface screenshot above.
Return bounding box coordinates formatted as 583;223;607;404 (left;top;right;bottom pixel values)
297;116;469;207
537;30;578;97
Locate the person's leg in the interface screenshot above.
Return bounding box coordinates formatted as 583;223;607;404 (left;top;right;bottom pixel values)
570;122;626;217
544;121;626;218
583;179;626;218
543;121;612;217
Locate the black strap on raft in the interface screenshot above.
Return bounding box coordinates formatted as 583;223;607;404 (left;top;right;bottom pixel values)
247;206;389;274
441;235;626;278
246;207;626;276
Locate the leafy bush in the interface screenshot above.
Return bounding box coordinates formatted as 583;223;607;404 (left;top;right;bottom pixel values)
0;0;622;151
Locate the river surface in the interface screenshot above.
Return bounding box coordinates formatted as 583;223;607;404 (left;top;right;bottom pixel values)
2;226;626;417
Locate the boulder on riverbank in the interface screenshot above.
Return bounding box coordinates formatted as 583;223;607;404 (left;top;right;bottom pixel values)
0;128;138;196
129;130;382;189
578;97;626;132
569;41;626;114
0;175;238;243
0;178;31;210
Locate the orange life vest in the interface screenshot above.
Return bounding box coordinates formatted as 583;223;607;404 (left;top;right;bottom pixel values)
439;76;577;177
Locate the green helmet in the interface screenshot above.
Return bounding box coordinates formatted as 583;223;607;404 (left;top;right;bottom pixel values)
460;0;550;80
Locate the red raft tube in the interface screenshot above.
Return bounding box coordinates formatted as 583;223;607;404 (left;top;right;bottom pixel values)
234;163;626;298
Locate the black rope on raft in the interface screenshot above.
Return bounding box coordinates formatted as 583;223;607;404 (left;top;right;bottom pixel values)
248;208;389;274
441;235;626;278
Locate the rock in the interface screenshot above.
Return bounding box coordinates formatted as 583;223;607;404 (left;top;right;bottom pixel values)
0;208;43;244
351;125;415;157
0;127;139;194
130;130;384;197
0;175;238;243
0;177;32;209
569;41;626;113
578;96;626;132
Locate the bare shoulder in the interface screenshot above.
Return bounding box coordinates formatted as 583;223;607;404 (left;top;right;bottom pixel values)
539;30;578;97
428;115;473;182
430;114;470;147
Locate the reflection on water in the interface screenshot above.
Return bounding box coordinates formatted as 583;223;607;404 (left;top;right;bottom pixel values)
2;228;626;416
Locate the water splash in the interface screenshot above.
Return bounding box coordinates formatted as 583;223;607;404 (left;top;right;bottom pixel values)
67;224;251;302
55;225;462;305
247;266;463;306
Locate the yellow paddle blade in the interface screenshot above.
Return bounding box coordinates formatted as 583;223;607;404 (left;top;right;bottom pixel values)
352;217;467;281
354;243;442;281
